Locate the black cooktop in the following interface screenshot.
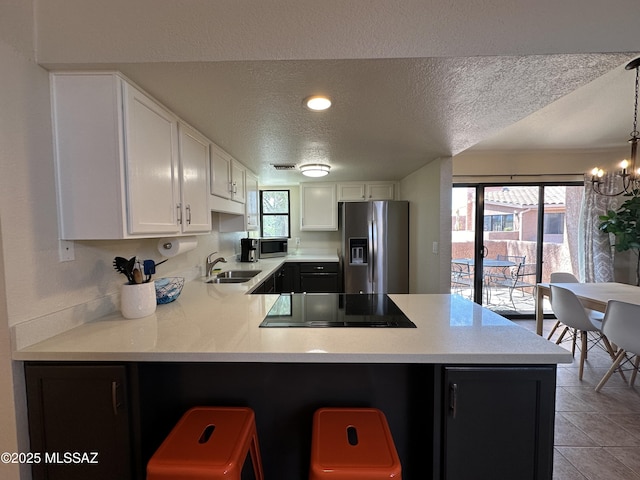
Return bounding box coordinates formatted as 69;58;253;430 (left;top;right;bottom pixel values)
259;293;416;328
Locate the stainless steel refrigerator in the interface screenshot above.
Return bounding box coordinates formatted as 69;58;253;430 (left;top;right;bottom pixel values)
342;201;409;294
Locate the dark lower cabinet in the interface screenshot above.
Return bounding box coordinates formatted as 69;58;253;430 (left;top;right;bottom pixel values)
256;262;340;294
275;262;300;293
252;272;276;293
23;362;556;480
24;364;140;480
299;263;339;293
440;366;556;480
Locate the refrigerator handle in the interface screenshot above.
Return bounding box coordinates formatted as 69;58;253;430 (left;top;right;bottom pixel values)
367;220;376;286
370;219;377;290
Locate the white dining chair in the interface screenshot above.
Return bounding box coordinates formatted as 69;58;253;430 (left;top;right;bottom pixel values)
550;285;617;381
547;272;604;341
595;300;640;392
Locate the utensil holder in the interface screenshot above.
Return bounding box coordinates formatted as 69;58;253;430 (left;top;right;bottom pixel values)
121;281;156;319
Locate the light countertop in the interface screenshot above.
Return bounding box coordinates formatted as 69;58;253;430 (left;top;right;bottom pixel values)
13;255;571;364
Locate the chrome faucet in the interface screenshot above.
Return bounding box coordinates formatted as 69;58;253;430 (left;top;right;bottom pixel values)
205;252;227;277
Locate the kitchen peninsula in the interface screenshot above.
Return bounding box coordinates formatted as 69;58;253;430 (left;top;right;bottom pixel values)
14;257;571;480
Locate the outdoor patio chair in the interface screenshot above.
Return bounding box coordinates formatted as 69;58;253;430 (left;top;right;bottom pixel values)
488;261;536;309
451;262;473;297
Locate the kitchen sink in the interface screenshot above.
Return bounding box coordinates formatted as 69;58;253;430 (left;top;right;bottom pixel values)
205;270;262;284
216;270;262;279
206;277;251;284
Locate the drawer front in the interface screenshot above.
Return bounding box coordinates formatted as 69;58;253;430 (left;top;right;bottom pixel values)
299;263;339;273
299;273;339;293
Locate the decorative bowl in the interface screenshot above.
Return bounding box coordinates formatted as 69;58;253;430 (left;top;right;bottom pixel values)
155;277;185;304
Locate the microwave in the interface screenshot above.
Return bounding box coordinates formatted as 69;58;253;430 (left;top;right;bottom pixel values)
259;238;288;258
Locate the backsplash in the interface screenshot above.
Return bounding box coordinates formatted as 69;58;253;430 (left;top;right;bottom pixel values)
11;215;246;350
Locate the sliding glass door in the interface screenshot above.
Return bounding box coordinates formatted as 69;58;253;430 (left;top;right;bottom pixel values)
451;183;583;317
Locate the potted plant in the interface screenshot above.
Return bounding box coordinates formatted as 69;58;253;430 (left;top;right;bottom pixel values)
599;195;640;286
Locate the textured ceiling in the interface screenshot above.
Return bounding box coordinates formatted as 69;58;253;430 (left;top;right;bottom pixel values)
33;0;640;185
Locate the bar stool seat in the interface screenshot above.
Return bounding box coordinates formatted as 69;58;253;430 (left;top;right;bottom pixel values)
310;407;402;479
147;406;264;480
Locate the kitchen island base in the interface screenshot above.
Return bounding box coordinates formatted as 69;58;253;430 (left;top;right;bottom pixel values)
25;361;556;480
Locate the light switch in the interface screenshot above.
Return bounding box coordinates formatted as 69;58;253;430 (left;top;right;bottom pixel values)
432;241;438;255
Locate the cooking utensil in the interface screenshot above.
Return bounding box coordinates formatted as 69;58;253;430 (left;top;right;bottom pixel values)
143;259;157;283
143;260;156;276
113;257;129;277
142;259;169;283
114;256;137;283
132;267;143;284
125;257;136;283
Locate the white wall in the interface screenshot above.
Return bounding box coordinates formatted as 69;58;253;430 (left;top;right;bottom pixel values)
0;221;22;480
400;157;453;293
453;147;628;181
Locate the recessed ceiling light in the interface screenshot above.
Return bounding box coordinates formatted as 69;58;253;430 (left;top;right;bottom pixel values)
300;163;331;177
304;95;332;111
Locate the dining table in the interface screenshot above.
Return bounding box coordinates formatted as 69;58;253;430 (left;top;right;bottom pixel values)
535;282;640;336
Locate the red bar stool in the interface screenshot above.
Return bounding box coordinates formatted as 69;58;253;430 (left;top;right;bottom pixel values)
310;407;402;479
147;406;264;480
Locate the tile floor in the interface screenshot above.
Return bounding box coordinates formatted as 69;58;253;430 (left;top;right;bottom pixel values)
516;319;640;480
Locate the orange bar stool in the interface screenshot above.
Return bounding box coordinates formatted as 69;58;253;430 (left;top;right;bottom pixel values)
147;406;264;480
310;407;402;479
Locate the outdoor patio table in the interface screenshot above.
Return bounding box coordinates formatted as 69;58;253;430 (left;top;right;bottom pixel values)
451;258;516;302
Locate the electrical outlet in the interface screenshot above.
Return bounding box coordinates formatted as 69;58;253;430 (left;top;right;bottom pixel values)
432;241;439;255
59;240;75;262
295;237;301;246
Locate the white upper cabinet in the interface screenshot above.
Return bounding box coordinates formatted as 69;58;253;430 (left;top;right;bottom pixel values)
337;183;366;201
210;145;232;199
245;170;260;231
210;145;245;204
178;122;212;233
52;72;193;239
300;183;338;231
231;160;246;204
337;182;397;201
51;72;214;239
218;168;259;232
123;82;180;235
366;182;396;200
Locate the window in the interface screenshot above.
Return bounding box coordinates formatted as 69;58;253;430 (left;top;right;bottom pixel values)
260;190;290;237
544;213;565;235
483;214;514;232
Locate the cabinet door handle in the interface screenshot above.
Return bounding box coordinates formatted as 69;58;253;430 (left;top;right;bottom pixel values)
449;383;458;419
176;203;182;225
186;204;192;225
111;381;122;416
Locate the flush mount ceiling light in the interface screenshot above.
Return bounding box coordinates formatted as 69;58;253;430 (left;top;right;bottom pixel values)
304;95;332;111
300;163;331;177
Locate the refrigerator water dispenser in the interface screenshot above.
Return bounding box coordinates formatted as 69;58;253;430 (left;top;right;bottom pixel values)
349;238;368;265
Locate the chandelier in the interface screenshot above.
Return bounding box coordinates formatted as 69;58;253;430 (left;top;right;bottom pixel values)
591;57;640;197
